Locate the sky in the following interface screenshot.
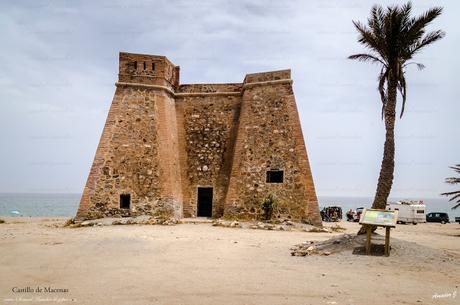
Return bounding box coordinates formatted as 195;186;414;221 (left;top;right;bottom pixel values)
0;0;458;199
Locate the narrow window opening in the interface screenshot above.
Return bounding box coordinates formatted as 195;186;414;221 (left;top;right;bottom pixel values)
143;61;146;70
120;194;131;209
134;61;138;70
152;63;156;70
266;170;284;183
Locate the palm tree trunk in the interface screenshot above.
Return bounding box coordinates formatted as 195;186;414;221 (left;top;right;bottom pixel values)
358;72;397;234
372;74;397;210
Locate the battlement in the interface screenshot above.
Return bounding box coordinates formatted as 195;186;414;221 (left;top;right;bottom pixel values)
177;83;243;94
175;70;292;95
117;52;291;94
243;69;291;84
118;52;180;89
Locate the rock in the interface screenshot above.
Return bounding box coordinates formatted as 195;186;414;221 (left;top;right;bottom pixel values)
291;250;309;256
212;220;223;226
307;227;331;233
230;221;240;228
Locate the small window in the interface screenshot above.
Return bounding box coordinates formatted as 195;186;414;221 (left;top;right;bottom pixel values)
143;61;146;70
134;61;138;70
417;210;424;214
152;63;155;70
266;170;284;183
120;194;131;209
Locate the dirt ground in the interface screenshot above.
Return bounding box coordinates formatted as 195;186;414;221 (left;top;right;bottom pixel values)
0;218;459;305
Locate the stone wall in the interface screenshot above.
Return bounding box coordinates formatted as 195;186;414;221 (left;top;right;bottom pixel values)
76;85;182;220
176;94;240;217
224;78;321;225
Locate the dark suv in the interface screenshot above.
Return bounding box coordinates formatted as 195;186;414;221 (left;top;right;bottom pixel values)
426;212;449;224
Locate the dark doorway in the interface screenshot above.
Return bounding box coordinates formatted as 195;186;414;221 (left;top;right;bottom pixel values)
120;194;131;209
197;187;213;217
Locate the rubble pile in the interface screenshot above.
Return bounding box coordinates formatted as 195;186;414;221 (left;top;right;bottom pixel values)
291;234;360;256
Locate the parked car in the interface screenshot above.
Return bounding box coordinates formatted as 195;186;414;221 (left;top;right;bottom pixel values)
426;212;449;224
455;217;460;224
320;206;342;222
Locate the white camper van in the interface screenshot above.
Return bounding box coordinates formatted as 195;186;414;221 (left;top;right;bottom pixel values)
386;200;426;224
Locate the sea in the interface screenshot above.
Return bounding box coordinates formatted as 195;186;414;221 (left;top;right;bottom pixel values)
0;193;459;220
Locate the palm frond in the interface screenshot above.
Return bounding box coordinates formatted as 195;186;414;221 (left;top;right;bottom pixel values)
408;7;443;34
449;164;460;173
445;177;460;184
441;191;460;202
378;67;389;119
348;53;386;66
352;20;387;60
441;164;460;209
404;62;425;70
403;6;443;48
398;65;407;118
410;30;445;55
442;190;460;196
399;2;413;24
368;5;386;56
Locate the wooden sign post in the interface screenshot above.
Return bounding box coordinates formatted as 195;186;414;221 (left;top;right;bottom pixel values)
359;209;398;256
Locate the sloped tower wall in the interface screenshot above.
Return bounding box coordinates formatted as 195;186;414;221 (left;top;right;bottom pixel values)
223;71;321;225
76;53;182;220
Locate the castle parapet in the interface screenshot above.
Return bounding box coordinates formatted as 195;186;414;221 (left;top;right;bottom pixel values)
243;69;291;84
118;52;179;89
177;83;243;94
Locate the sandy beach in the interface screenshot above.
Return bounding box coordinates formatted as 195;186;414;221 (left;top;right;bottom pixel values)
0;218;459;305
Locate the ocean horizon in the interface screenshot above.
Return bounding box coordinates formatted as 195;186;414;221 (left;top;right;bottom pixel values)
0;193;459;219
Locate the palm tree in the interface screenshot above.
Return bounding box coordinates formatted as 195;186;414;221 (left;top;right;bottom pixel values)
349;2;445;212
441;164;460;209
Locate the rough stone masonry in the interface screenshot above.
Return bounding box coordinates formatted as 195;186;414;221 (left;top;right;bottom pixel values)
76;52;322;226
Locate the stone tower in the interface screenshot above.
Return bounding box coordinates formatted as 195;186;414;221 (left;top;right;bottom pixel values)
76;52;321;226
